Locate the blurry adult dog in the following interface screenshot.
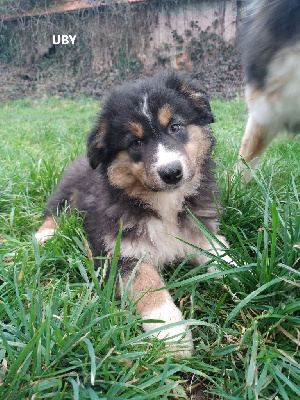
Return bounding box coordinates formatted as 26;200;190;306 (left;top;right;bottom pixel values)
35;71;230;356
238;0;300;182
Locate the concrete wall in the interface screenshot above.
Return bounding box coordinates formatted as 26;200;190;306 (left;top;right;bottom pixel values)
0;0;243;100
145;0;237;70
89;0;238;74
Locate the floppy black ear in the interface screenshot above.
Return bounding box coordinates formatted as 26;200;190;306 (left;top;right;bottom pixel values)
165;72;214;124
180;79;214;124
87;119;108;169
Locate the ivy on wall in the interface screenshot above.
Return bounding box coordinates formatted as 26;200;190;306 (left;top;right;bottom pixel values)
0;0;244;100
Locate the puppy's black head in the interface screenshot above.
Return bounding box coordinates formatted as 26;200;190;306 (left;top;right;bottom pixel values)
87;71;214;196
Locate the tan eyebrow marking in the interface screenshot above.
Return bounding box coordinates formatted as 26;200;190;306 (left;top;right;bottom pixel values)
127;121;144;138
158;104;173;128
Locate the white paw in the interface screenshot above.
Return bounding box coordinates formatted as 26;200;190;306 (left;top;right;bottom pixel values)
35;228;56;244
240;167;253;184
223;255;237;266
236;161;254;184
142;294;193;357
207;255;237;277
207;265;220;274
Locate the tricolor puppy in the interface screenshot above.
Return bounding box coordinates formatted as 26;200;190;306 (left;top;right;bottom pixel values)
238;0;300;182
36;71;230;356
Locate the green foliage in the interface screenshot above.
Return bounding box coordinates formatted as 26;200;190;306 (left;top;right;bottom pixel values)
0;0;55;14
113;50;143;78
0;97;299;398
0;24;15;63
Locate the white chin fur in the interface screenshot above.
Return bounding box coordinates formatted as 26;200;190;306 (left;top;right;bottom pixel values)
35;228;56;244
142;295;193;357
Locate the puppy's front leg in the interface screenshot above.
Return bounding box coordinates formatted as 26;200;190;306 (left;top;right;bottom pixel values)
191;232;235;274
35;215;57;244
122;262;193;357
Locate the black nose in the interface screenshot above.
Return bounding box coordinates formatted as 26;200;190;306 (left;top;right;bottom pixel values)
158;162;183;185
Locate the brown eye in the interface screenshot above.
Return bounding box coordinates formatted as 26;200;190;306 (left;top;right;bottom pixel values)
131;139;143;149
168;124;181;134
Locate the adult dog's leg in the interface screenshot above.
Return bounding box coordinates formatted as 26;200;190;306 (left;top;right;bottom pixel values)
238;117;274;182
238;87;279;182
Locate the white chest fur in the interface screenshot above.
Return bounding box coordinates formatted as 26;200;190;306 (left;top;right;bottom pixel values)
105;188;201;266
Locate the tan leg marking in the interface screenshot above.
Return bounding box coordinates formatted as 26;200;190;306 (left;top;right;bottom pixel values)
246;87;264;109
122;263;168;315
122;262;193;357
35;215;57;244
239;119;269;163
239;86;270;164
238;86;277;182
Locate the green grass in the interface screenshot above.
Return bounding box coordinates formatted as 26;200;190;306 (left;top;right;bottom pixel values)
0;97;299;399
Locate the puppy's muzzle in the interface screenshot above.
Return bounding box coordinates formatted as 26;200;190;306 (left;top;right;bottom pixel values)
158;161;183;185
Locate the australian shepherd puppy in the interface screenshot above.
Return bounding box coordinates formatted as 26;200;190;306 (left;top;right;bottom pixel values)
35;71;231;356
238;0;300;182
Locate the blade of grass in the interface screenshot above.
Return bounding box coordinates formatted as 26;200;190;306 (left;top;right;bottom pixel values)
246;321;258;387
83;337;96;386
224;277;281;327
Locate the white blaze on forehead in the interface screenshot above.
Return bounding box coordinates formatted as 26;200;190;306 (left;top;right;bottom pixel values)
141;94;152;121
155;143;181;167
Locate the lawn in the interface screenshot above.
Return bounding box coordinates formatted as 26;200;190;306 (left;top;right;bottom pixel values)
0;97;299;399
